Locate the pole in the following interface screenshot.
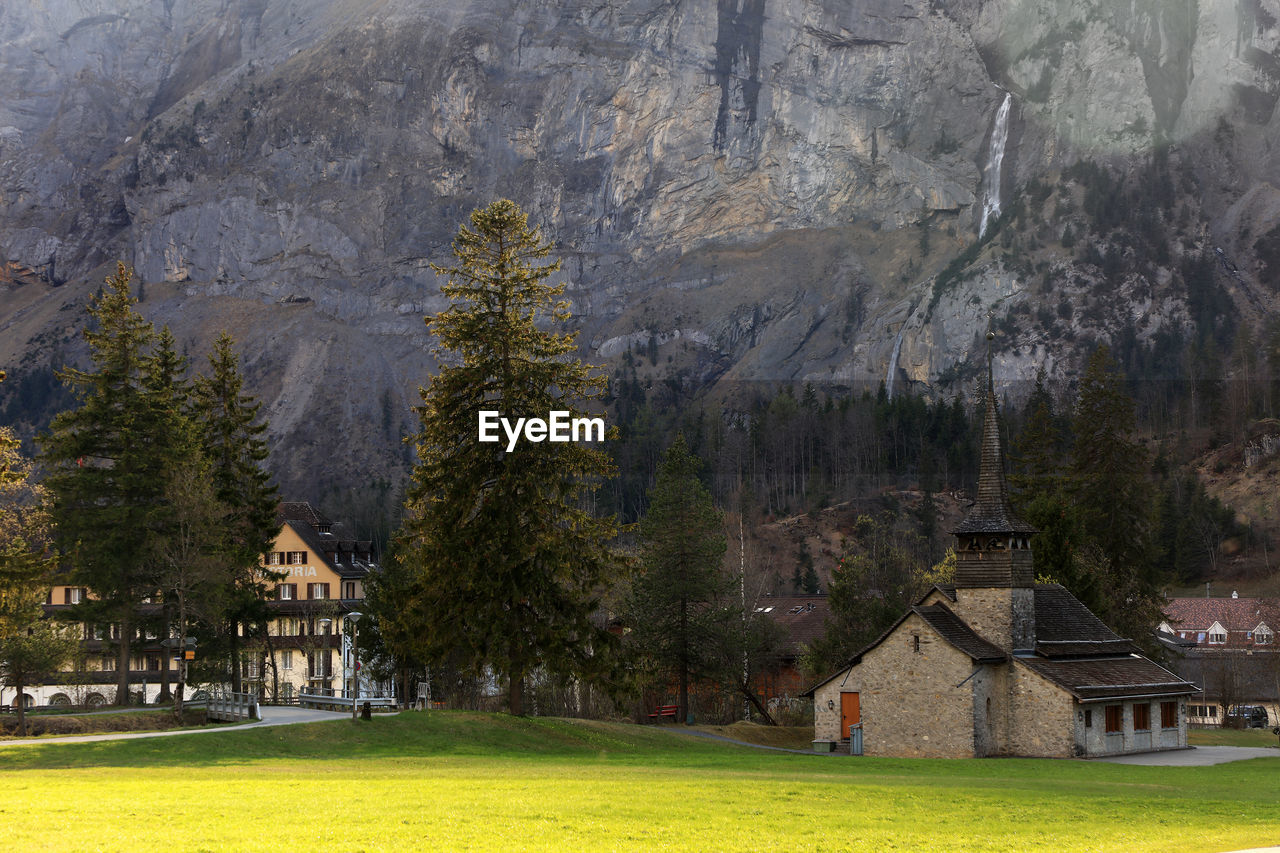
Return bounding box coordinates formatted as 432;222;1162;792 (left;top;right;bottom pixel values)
351;618;359;723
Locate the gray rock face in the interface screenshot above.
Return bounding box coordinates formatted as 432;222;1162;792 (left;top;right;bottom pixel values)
3;0;1280;497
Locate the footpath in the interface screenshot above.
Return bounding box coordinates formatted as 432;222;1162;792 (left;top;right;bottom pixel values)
0;705;353;747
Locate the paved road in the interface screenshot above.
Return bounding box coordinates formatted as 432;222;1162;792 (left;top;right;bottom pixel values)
0;705;354;747
1092;745;1279;766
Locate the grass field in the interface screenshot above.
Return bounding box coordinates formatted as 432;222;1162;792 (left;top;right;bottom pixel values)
2;712;1278;852
1189;726;1280;748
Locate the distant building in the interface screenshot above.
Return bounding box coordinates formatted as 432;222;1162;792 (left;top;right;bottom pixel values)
9;502;378;710
250;502;379;703
807;373;1197;758
753;594;828;715
1159;595;1279;727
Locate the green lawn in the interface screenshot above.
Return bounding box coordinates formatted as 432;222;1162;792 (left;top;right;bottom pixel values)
1;712;1277;852
1189;726;1280;748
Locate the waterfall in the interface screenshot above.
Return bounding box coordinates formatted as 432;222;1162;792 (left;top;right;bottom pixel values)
978;92;1012;239
886;327;906;400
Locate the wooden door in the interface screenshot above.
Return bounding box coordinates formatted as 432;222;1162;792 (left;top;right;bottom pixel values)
840;692;861;737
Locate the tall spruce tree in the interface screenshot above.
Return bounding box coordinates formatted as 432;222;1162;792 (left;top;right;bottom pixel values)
400;199;623;715
1010;370;1085;591
42;262;181;704
627;433;726;723
1070;346;1163;643
192;332;279;692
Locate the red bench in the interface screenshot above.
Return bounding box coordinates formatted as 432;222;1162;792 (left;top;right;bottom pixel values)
648;704;678;722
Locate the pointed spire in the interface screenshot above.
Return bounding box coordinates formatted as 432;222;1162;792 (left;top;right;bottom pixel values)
953;338;1037;536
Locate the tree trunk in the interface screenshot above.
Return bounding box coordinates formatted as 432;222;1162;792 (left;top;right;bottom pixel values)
174;590;187;717
739;682;777;726
230;620;242;693
116;617;131;706
158;642;172;703
678;597;689;724
509;671;524;716
15;675;26;737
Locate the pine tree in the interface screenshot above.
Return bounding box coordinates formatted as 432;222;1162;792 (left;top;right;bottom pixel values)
400;200;623;715
192;332;279;692
1070;346;1163;643
41;262;176;704
1010;369;1081;588
628;433;726;723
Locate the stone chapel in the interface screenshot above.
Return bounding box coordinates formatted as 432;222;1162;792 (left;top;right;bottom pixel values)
809;369;1196;758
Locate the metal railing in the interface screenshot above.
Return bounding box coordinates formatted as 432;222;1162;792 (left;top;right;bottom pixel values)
297;691;396;712
206;691;261;722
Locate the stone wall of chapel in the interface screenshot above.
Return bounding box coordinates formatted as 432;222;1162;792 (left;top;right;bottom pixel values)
970;664;1008;757
1075;698;1189;756
858;613;980;758
952;588;1015;652
1006;662;1076;757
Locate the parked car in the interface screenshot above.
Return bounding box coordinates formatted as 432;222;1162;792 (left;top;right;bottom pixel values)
1225;705;1269;728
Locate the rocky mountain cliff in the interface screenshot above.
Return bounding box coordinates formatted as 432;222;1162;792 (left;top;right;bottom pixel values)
3;0;1280;502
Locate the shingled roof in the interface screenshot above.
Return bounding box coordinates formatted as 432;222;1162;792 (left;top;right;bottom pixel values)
953;384;1037;536
1018;655;1197;702
1164;596;1280;633
278;501;332;529
1033;584;1140;657
913;603;1007;663
755;595;829;659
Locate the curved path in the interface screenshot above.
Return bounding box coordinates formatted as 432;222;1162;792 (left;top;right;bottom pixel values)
1092;745;1280;766
0;705;355;748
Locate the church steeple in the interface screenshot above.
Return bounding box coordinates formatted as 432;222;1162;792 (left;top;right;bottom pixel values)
952;334;1037;588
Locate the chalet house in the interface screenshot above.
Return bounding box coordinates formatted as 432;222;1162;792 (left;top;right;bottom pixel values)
12;502;376;710
808;378;1197;758
248;501;377;703
754;594;828;715
1159;595;1279;727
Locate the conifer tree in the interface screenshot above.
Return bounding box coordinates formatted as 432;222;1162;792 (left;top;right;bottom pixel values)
1070;346;1163;643
400;199;622;715
41;262;176;704
627;433;726;723
1011;370;1083;591
192;332;279;692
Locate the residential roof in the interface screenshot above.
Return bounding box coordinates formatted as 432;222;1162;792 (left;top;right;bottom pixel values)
912;603;1006;663
277;501;332;529
1164;597;1280;634
754;595;829;659
281;519;375;579
1017;655;1198;702
1167;648;1280;703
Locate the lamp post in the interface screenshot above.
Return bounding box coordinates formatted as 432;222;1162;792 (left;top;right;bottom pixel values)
318;618;333;696
346;612;363;721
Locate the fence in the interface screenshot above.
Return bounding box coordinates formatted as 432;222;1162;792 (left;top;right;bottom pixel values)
297;691;397;712
206;691;261;722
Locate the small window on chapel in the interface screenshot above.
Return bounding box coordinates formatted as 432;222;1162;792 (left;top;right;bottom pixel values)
913;634;921;654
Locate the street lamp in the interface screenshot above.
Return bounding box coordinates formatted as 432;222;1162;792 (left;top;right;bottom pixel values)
318;618;333;696
346;612;363;722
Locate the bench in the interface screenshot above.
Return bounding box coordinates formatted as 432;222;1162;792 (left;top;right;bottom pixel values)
648;704;679;722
